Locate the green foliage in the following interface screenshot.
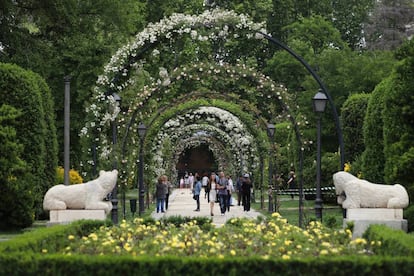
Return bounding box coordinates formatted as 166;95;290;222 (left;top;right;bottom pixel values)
323;215;338;229
404;205;414;232
0;63;57;223
321;152;341;187
3;219;414;274
340;93;370;163
0;0;146;169
0;220;110;253
381;40;414;189
0;105;25;179
284;15;347;55
364;224;414;256
159;215;213;231
362;79;388;183
0;104;34;229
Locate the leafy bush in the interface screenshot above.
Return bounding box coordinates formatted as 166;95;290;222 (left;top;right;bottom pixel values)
404;205;414;232
362;79;387;183
364;224;414;256
56;166;84;184
340;93;370;163
0;104;34;229
0;63;58;222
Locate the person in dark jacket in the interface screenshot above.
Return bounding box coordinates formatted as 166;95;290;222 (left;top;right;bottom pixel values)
241;173;252;212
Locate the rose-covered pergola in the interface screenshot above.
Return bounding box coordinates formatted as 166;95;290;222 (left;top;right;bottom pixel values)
79;8;340;225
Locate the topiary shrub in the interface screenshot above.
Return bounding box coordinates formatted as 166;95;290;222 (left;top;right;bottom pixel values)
0;63;58;223
340;93;370;163
0;104;34;229
362;79;387;183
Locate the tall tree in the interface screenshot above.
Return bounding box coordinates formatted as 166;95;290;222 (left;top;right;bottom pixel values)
364;0;414;50
331;0;375;49
0;0;146;171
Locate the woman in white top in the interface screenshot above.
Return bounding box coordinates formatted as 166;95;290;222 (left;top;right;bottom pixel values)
208;174;217;216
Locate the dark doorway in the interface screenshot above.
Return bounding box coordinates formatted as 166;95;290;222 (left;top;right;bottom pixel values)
176;144;217;177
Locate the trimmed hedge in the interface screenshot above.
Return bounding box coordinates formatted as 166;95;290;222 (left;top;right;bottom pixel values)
362;80;387;183
364;224;414;257
340;93;370;163
1;220;414;275
0;63;58;224
0;220;110;254
0;250;413;275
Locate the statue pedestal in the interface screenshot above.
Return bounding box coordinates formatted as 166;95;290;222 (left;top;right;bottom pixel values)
48;210;106;226
343;208;407;238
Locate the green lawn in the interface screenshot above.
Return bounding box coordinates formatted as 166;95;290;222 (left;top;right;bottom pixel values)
252;194;344;229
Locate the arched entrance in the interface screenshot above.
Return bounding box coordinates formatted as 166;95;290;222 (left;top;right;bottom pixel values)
176;144;217;177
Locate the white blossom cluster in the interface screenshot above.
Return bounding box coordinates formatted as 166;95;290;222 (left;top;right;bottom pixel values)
149;106;258;179
79;8;311;182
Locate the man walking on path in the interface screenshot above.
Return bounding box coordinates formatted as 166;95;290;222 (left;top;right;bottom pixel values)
217;171;229;215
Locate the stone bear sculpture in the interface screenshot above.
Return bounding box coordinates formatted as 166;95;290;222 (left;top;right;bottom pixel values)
43;169;118;214
333;171;409;209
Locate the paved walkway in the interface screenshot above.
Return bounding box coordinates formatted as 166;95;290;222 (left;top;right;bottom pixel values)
151;188;261;226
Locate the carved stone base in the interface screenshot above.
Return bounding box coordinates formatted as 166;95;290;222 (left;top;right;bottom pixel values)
343;208;407;238
48;210;107;226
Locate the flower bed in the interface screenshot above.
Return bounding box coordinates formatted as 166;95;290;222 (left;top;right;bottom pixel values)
2;218;414;275
61;213;378;258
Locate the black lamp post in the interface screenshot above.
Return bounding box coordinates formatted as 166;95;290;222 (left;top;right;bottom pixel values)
312;89;328;221
137;122;147;216
111;93;121;224
267;123;275;213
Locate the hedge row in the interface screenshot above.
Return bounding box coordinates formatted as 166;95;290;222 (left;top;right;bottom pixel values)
1;221;414;275
364;224;414;257
0;63;58;226
0;254;413;276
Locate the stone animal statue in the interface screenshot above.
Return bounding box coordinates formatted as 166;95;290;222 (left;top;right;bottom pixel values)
333;171;409;209
43;170;118;214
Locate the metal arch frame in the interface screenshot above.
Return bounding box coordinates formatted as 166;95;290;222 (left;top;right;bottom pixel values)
259;31;345;169
99;25;343;227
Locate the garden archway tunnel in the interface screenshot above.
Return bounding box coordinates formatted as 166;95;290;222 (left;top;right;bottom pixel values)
81;8;344;227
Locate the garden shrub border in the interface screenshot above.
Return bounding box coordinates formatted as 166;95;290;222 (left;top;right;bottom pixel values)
364;224;414;257
1;220;414;275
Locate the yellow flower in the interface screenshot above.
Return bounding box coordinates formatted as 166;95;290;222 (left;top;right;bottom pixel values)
230;250;236;256
320;249;329;255
282;254;290;260
351;238;367;246
88;233;98;241
41;249;48;254
67;235;75;240
321;242;331;247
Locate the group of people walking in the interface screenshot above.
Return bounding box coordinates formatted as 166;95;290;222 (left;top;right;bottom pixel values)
155;171;253;215
191;171;252;216
155;169;296;215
